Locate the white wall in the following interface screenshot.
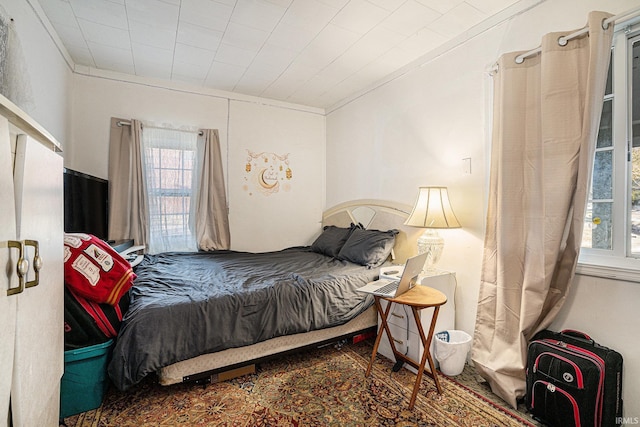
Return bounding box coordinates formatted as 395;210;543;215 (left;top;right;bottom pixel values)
326;0;640;417
70;74;325;252
551;274;640;421
69;75;229;179
0;0;72;144
228;100;325;252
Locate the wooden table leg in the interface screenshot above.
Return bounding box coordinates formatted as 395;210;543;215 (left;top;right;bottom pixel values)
408;305;442;410
366;297;395;377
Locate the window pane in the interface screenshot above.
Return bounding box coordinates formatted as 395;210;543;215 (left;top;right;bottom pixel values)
582;202;593;248
162;149;184;168
604;51;612;96
596;99;612;148
632;145;640;255
583;202;613;249
148;147;161;167
592;150;613;199
630;150;640;256
631;39;640;255
141;127;199;253
183;151;195;169
582;56;614;252
161;169;186;189
162;214;187;235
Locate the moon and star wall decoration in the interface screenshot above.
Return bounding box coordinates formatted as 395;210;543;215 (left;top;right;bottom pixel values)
243;149;293;196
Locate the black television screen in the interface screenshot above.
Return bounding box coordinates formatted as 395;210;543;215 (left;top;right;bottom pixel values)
64;168;109;240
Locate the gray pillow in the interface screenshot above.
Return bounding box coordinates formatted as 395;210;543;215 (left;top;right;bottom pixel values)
337;228;399;268
310;225;356;258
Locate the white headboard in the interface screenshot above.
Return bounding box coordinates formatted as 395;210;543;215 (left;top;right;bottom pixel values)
322;199;422;264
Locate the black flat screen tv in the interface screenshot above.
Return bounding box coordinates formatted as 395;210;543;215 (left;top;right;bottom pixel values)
63;168;109;240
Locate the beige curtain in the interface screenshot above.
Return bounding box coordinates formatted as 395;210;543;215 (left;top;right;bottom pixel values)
108;117;148;249
471;11;613;408
195;129;230;250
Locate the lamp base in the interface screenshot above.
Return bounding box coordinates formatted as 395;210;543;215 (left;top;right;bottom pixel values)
417;229;444;272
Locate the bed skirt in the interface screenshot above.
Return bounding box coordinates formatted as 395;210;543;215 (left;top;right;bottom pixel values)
158;305;377;385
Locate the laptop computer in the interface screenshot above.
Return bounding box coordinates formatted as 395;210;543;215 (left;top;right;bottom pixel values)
357;252;428;298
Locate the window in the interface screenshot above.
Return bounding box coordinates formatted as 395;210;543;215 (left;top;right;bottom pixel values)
579;23;640;281
142;126;199;254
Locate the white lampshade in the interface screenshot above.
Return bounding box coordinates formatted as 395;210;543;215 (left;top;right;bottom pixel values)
404;187;460;271
405;187;461;229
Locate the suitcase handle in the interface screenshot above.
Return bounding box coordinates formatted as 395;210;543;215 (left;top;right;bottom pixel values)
560;329;594;343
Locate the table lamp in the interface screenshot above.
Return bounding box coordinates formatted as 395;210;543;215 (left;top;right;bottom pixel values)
404;186;461;271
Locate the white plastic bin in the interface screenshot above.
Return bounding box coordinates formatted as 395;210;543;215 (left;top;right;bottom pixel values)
434;330;472;376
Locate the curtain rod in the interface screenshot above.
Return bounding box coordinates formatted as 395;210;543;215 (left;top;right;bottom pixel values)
117;120;203;136
514;6;640;65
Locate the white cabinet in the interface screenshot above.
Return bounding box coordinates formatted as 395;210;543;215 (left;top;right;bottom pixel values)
377;270;456;374
0;95;64;427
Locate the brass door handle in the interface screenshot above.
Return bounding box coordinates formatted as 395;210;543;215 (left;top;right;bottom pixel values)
6;240;28;296
24;239;40;288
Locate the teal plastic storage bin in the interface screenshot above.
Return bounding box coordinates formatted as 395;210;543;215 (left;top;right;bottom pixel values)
60;340;113;418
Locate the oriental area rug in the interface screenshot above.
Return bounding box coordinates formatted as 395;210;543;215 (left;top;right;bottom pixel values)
62;341;538;427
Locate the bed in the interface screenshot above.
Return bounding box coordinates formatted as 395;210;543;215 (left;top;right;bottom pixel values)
107;199;423;391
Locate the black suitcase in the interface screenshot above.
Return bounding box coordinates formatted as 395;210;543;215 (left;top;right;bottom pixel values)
526;329;623;427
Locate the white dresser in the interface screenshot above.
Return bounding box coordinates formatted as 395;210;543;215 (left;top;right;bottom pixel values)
0;94;64;427
376;267;457;373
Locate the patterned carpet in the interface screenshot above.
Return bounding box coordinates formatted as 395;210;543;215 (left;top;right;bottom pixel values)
450;362;541;427
62;340;538;427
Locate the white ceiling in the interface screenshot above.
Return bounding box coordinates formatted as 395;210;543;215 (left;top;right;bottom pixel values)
37;0;519;109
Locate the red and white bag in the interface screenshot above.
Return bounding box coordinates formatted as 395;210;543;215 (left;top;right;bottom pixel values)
64;233;135;305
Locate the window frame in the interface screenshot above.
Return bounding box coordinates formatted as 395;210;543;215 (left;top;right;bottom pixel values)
577;22;640;282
